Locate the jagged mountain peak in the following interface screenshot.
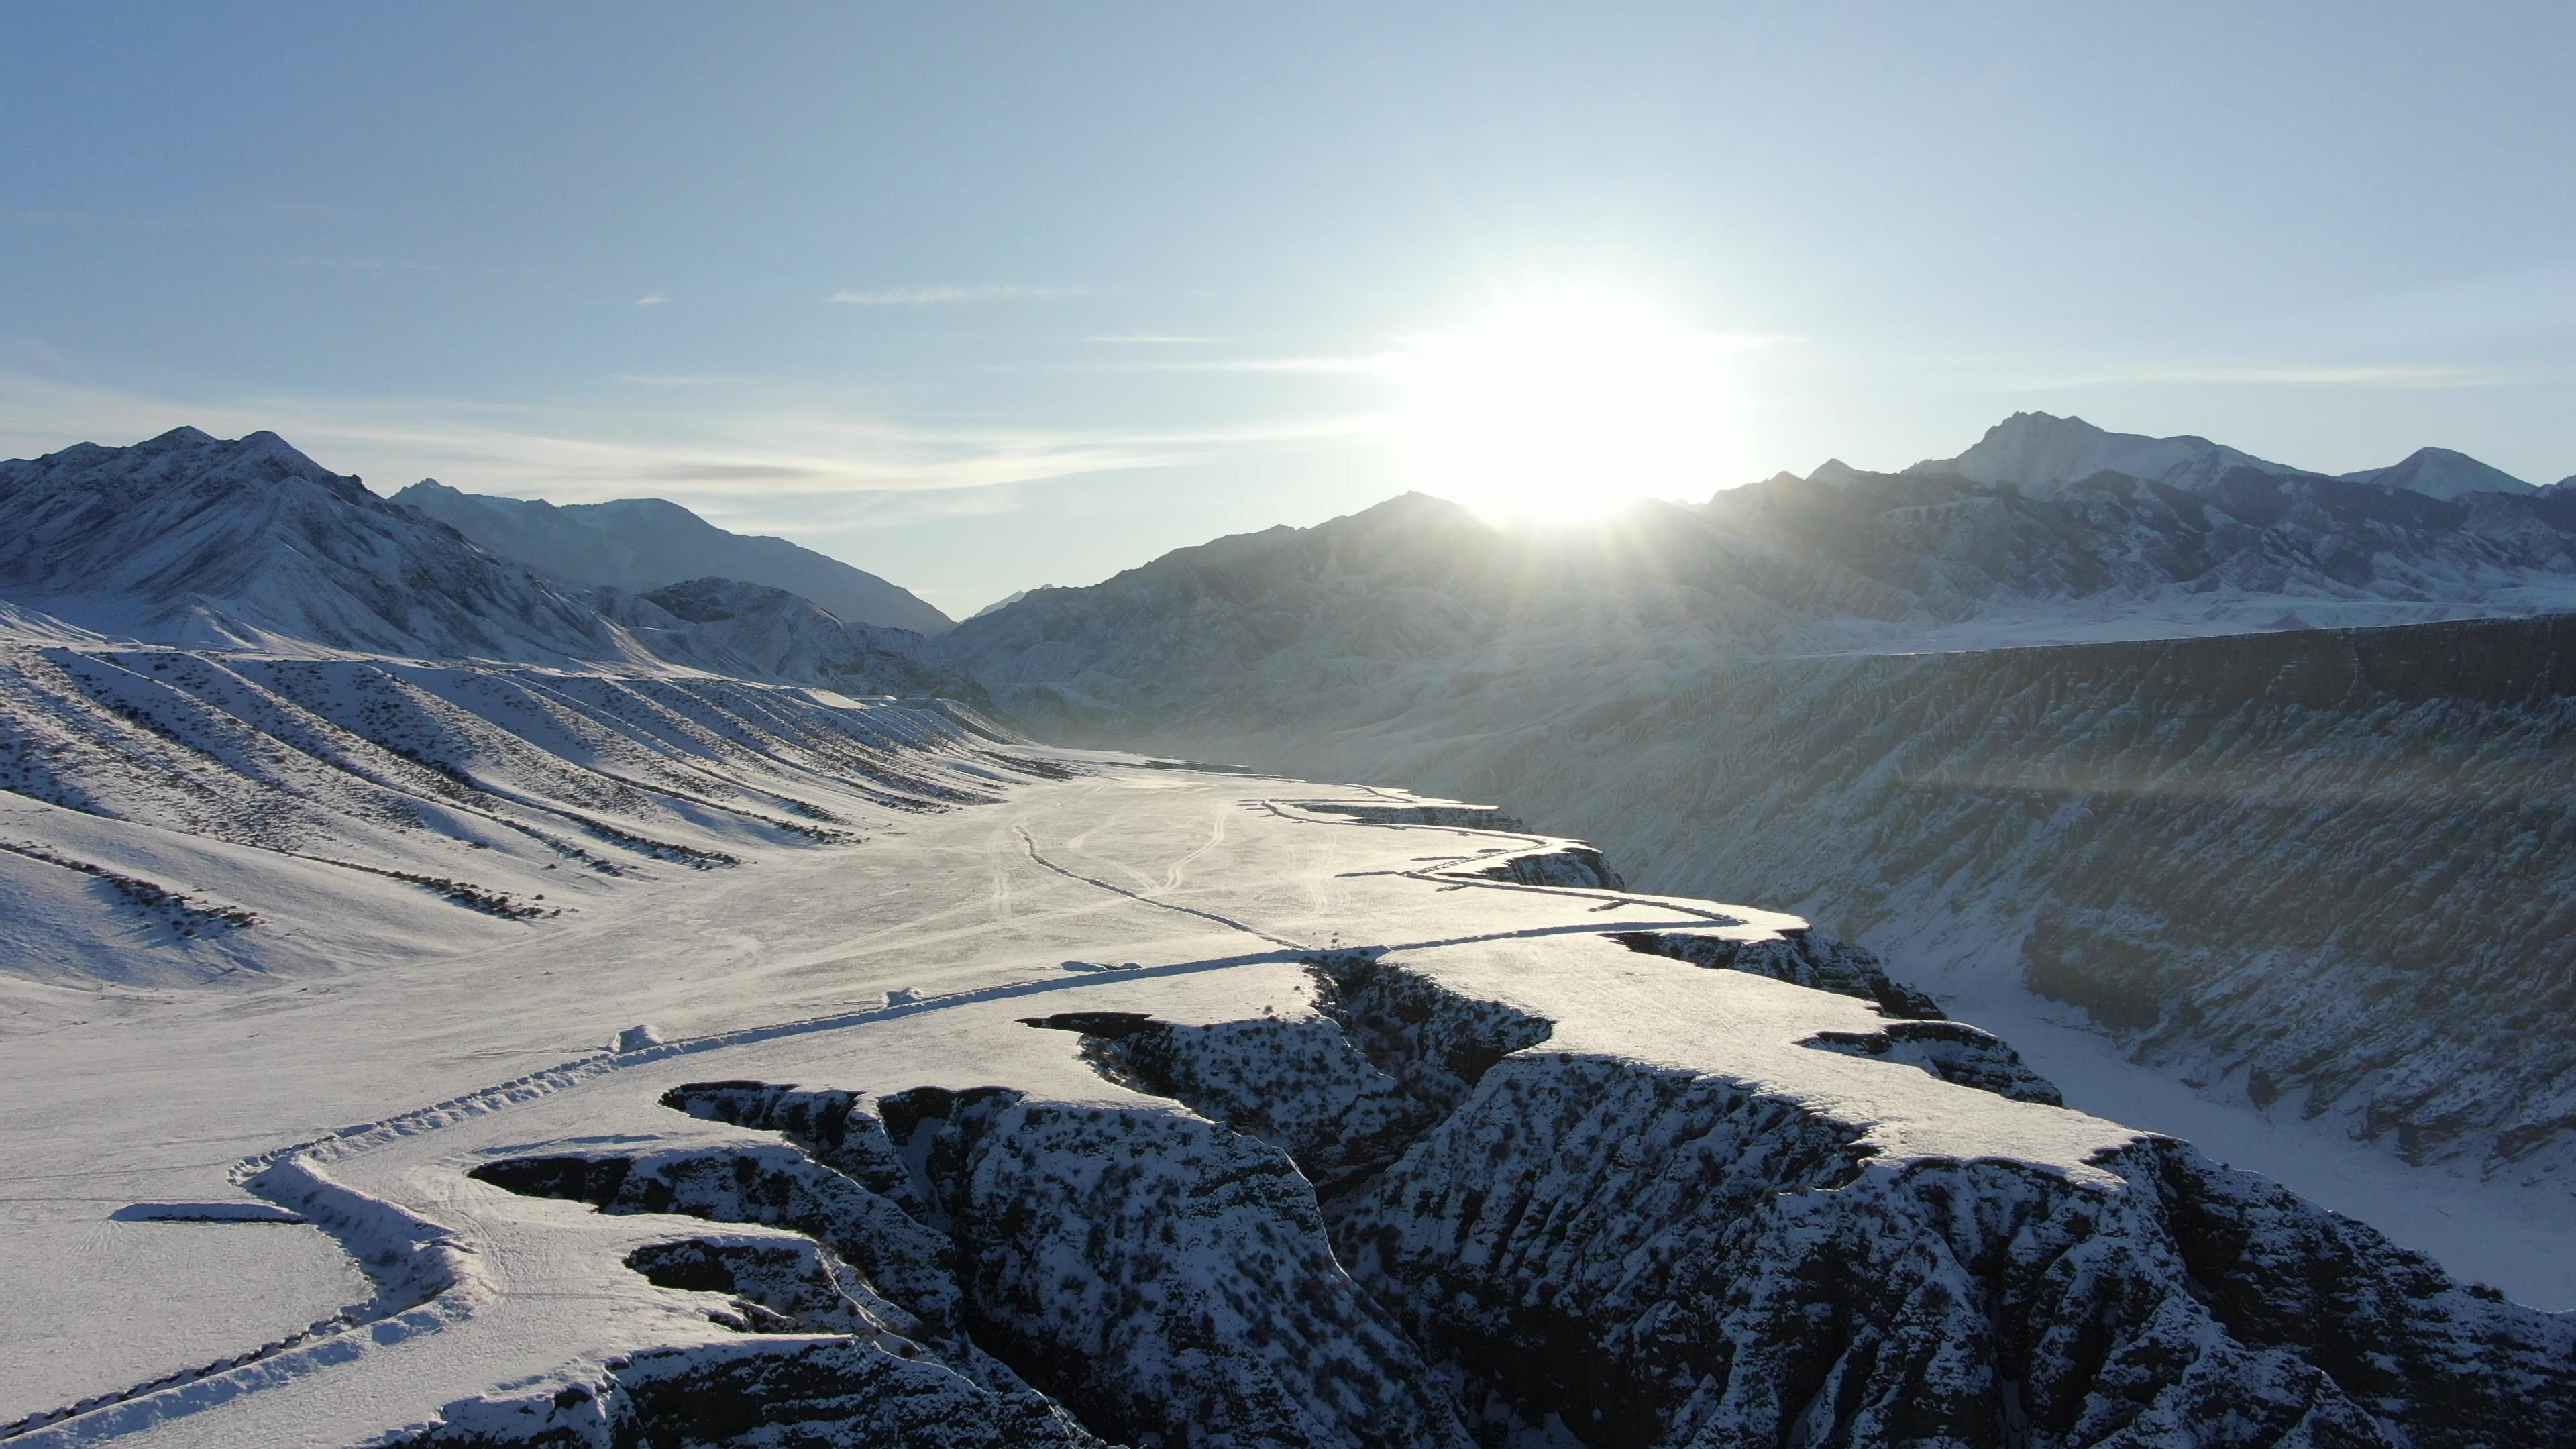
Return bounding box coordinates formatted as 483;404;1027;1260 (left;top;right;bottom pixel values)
0;427;624;659
1909;410;2298;491
32;424;376;507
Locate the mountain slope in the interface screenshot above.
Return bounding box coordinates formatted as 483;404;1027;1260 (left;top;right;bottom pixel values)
1908;409;2301;490
396;480;953;635
1909;410;2546;502
0;428;627;661
0;429;981;700
603;577;988;703
950;468;2576;731
1179;616;2576;1189
2339;445;2538;500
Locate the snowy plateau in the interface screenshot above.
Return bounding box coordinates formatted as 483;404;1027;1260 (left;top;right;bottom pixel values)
1;424;2573;1448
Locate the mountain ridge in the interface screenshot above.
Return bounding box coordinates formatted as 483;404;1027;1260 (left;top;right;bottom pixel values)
0;429;973;700
394;478;953;635
1899;409;2542;500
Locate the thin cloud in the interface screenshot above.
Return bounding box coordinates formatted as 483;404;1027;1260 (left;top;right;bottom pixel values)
1998;363;2517;391
0;372;1373;513
1130;352;1399;374
1086;334;1221;345
825;284;1091;307
633;293;667;307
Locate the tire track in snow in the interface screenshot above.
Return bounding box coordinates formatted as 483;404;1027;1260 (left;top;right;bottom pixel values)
1016;826;1307;951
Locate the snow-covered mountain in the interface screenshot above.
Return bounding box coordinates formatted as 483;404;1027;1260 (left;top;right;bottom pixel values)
602;576;987;704
1909;409;2302;491
395;479;953;635
967;586;1061;620
0;428;977;698
2339;445;2539;500
0;427;629;661
949;468;2576;726
1908;409;2545;501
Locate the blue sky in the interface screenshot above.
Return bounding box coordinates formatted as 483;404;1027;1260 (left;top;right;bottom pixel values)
3;3;2571;615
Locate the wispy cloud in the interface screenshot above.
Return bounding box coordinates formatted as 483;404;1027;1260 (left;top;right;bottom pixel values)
1126;352;1398;374
825;284;1090;307
632;292;667;307
1086;334;1220;345
0;372;1373;517
1996;362;2520;391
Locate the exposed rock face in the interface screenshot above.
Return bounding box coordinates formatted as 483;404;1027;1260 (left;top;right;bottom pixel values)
470;1079;1481;1449
443;953;2575;1448
393;1335;1106;1449
1605;928;1947;1020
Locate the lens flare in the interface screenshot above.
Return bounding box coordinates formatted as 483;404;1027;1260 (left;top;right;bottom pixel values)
1386;293;1741;519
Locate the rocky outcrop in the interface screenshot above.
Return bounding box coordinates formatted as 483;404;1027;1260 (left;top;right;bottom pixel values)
437;952;2576;1448
1605;927;1945;1020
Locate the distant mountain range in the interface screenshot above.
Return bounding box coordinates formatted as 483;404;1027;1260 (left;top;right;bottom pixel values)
0;428;973;700
947;432;2576;727
1898;409;2551;500
394;478;952;635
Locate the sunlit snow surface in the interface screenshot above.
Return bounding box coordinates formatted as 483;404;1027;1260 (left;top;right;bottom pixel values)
3;653;2570;1444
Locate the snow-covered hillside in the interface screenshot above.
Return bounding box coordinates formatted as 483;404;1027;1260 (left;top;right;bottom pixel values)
395;480;953;636
0;637;1029;991
598;578;987;704
2339;445;2540;500
0;429;975;699
0;429;627;661
947;465;2576;727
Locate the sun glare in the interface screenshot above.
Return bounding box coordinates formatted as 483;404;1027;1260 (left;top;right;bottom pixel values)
1387;293;1740;521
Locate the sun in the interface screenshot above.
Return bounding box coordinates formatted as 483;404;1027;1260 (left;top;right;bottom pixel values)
1385;292;1741;521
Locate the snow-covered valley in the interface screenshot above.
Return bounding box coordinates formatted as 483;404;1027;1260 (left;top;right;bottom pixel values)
10;751;2573;1447
5;421;2575;1446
